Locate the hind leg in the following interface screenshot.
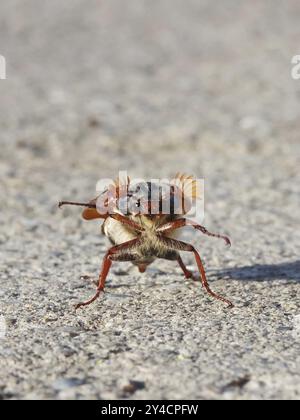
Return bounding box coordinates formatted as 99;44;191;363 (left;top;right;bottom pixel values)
75;238;140;309
158;237;234;308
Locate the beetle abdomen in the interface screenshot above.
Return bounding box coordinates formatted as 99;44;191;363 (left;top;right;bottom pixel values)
103;217;138;246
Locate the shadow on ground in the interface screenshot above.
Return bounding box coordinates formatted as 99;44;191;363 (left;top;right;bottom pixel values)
215;260;300;282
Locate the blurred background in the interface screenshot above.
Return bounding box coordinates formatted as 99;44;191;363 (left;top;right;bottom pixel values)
0;0;299;400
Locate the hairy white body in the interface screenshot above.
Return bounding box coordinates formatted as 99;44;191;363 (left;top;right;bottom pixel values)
102;215;181;268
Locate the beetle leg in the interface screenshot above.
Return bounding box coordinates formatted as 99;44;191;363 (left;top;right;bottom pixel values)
157;218;231;247
158;236;234;308
75;254;112;310
109;253;139;262
157;251;193;279
75;238;141;310
176;254;195;280
157;250;195;281
110;213;144;232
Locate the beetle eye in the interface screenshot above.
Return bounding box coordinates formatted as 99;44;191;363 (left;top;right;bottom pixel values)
135;201;140;208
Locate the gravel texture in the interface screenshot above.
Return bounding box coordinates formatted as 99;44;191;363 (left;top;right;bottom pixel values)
0;0;300;400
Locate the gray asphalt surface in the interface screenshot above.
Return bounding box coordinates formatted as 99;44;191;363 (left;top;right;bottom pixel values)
0;0;300;400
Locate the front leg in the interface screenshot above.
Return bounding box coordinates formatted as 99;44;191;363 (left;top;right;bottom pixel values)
75;238;141;309
157;218;231;246
110;213;144;232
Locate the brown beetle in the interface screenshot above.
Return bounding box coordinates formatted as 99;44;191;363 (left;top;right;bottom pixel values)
59;173;233;309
